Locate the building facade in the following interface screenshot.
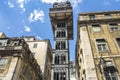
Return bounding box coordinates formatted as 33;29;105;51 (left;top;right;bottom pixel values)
0;36;43;80
76;10;120;80
24;36;52;80
49;1;73;80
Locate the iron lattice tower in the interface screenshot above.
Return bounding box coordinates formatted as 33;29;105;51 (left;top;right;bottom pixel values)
49;1;73;80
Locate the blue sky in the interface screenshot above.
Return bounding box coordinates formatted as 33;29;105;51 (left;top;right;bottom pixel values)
0;0;120;61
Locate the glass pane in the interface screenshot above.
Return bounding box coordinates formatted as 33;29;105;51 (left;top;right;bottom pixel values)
98;45;102;51
102;44;107;50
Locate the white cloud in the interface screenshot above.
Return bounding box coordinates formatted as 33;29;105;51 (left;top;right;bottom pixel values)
17;0;30;12
40;0;82;8
28;9;44;23
40;0;65;4
24;26;31;32
8;1;14;8
36;36;42;40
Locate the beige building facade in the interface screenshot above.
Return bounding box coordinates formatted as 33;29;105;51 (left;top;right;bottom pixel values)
76;10;120;80
24;36;52;80
0;36;43;80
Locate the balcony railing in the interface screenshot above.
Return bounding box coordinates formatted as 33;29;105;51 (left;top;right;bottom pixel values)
49;7;72;12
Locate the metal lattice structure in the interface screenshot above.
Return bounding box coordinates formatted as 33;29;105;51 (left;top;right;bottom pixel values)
49;1;73;80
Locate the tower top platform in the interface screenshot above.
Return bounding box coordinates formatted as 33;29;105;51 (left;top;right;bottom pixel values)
49;1;73;40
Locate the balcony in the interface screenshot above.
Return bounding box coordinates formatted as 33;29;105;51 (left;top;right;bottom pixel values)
0;46;23;54
103;62;117;71
49;7;72;13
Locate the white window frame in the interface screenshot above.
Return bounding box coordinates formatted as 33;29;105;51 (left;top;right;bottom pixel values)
96;39;109;52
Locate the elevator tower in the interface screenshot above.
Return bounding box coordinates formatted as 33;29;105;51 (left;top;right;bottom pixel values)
49;1;73;80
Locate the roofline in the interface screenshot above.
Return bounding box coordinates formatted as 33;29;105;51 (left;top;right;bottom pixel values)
79;10;120;15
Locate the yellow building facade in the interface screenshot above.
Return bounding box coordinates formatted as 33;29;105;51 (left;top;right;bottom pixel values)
0;37;43;80
24;36;52;80
76;10;120;80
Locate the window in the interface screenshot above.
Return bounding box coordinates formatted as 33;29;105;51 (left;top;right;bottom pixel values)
103;61;118;80
55;41;66;50
55;55;60;64
33;43;37;48
54;72;66;80
79;16;84;20
104;13;111;18
55;55;66;64
109;23;119;31
92;24;101;32
54;72;59;80
116;38;120;47
61;55;66;64
0;57;9;68
57;22;65;28
56;31;66;38
89;15;95;20
63;72;66;80
96;39;108;52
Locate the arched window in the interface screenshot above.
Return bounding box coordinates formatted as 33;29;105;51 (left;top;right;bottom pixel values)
61;41;66;49
54;55;60;64
56;41;66;50
61;31;66;37
56;30;66;38
61;55;66;64
55;56;57;64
